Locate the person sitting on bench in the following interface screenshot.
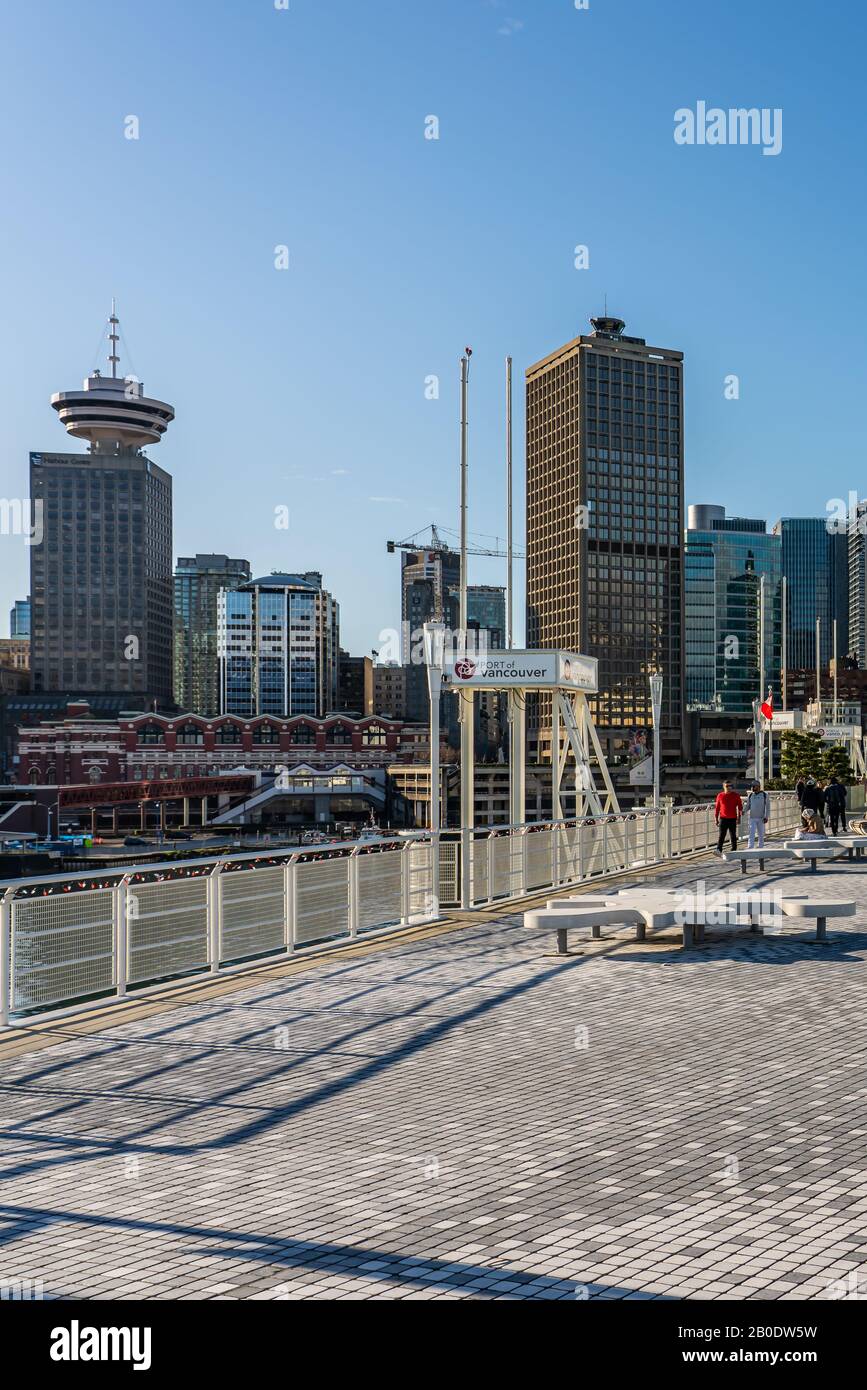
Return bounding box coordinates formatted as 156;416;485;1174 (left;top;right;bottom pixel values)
794;815;827;841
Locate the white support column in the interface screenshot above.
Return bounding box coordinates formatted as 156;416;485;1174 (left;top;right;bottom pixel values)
576;693;587;818
508;690;525;827
401;840;413;923
114;875;132;998
552;692;562;820
460;688;475;909
0;887;14;1029
348;849;360;937
283;858;296;952
424;622;446;918
208;862;224;972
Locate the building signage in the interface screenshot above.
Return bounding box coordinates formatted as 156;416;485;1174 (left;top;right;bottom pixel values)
629;754;653;786
770;711;801;730
814;726;853;742
442;649;598;692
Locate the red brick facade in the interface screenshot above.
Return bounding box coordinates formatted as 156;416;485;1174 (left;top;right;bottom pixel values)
17;705;427;786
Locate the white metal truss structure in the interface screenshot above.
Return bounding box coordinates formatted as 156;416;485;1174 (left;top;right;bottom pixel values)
441;650;619;905
552;689;621;818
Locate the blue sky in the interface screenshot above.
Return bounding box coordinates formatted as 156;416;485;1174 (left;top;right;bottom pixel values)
1;0;865;655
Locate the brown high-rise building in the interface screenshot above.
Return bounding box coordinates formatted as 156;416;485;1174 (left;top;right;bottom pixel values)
29;306;175;700
526;314;684;759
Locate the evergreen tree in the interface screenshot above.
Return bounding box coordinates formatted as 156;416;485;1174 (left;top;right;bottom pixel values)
779;729;825;786
822;742;855;785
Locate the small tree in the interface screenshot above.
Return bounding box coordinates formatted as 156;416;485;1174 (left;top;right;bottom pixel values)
779;729;825;786
822;742;855;785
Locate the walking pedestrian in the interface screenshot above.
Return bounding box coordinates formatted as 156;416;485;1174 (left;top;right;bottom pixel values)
745;781;770;849
801;777;823;824
714;780;743;855
824;776;847;835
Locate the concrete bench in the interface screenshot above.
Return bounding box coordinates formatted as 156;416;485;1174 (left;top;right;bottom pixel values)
526;880;858;952
724;848;794;874
724;843;850;873
798;836;867;861
547;889;691;945
785;844;848;871
778;896;856;941
524;905;647;954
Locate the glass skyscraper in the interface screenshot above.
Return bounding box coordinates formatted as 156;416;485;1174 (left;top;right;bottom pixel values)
685;506;781;715
776;518;848;671
399;545;461;662
9;598;30;638
174;555;251;715
30;312;175;700
217;572;339;718
526;314;684;757
847;501;867;667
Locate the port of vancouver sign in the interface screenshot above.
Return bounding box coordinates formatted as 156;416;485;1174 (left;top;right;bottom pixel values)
443;649;598;692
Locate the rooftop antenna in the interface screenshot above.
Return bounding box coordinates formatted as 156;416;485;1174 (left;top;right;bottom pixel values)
108;298;120;378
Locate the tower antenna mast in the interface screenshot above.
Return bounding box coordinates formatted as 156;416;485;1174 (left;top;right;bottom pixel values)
108;298;120;379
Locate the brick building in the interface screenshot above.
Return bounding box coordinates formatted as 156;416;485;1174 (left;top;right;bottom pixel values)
17;703;426;786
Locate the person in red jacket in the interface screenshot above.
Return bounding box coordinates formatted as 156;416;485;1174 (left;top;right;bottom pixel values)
714;781;743;854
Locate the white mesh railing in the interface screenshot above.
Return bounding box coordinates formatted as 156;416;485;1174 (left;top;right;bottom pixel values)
0;800;800;1025
439;794;800;908
220;864;286;961
11;889;115;1013
0;834;437;1025
127;877;210;986
294;857;350;945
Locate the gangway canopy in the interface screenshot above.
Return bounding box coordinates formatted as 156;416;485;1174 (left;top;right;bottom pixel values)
439;647;616;821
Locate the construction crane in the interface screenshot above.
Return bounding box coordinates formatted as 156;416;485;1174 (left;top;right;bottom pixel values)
386;523;524;559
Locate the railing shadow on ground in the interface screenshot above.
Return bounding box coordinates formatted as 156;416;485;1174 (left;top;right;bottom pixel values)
0;944;599;1183
0;925;542;1133
0;1202;673;1300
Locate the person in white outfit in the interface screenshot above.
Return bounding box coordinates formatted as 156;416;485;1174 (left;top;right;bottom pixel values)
745;781;770;848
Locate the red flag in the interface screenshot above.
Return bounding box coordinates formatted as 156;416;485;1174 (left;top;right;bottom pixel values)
760;688;774;722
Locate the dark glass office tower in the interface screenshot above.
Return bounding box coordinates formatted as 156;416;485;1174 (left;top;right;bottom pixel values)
174;555;252;715
400;545;462;662
29;310;175;701
777;517;848;671
685;506;781;715
526;314;684;757
9;599;31;638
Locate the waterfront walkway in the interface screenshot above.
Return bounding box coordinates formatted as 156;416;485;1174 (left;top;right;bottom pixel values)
2;851;867;1300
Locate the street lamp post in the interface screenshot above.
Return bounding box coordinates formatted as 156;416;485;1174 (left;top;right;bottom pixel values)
424;622;446;917
649;673;663;810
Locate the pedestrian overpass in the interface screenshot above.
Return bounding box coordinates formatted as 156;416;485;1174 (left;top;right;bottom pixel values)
210;764;389;827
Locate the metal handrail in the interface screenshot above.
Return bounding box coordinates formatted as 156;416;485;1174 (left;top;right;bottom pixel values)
0;798;799;1027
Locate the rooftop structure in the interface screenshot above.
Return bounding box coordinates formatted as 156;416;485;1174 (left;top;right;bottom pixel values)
49;301;174;451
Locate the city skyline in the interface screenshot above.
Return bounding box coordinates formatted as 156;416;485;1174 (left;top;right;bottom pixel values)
2;0;867;657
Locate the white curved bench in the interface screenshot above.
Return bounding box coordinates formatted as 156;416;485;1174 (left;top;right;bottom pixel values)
525;885;857;951
724;848;795;874
786;845;846;871
778;897;856;941
524;905;645;954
